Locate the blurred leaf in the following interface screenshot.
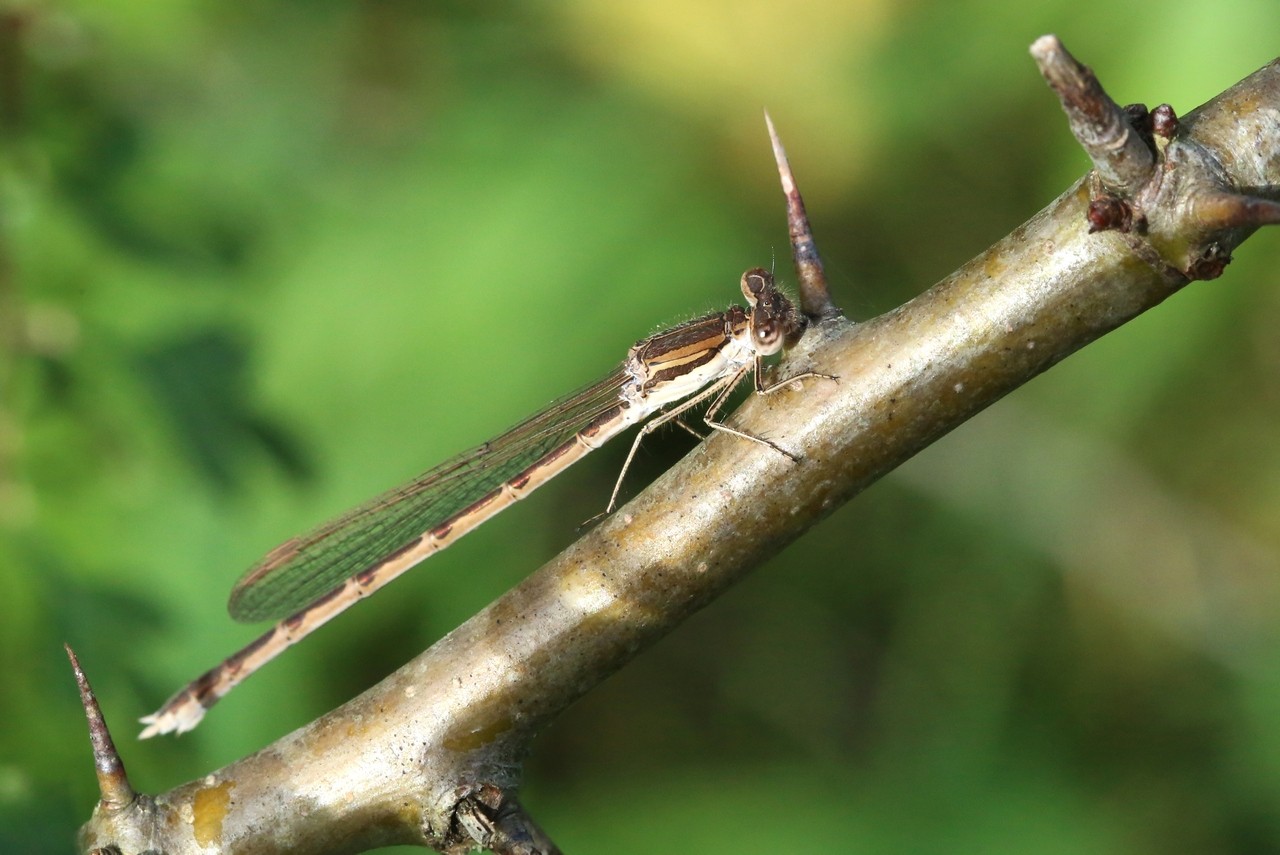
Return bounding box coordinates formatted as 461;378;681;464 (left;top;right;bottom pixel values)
134;328;309;490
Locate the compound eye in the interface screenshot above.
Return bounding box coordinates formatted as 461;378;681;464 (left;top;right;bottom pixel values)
740;267;772;303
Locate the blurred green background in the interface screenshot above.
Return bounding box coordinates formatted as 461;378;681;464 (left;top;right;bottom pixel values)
3;1;1280;852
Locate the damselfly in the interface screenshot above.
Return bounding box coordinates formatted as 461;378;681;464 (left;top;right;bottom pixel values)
140;268;827;737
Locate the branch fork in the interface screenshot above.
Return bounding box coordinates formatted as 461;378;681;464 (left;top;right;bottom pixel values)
1032;34;1280;280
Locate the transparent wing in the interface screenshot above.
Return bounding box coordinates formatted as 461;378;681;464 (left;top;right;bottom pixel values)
227;366;630;622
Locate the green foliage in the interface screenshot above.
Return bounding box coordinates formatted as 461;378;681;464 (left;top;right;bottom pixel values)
4;1;1280;851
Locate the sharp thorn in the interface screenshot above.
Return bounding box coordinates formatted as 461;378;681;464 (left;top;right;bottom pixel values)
764;109;840;321
66;644;135;812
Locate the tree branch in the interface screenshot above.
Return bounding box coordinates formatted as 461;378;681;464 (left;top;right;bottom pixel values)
76;40;1280;854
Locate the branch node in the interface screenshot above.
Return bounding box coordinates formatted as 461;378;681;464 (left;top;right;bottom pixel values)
1151;103;1179;139
1187;240;1232;281
1030;34;1155;193
65;644;136;813
1087;196;1135;234
763;109;841;321
454;784;562;855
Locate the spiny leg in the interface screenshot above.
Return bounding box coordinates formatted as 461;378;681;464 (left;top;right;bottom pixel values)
594;359;836;523
697;360;798;461
702;356;838;458
753;354;838;395
672;419;707;441
599;369;748;517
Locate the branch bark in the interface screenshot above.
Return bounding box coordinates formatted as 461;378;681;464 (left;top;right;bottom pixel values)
76;43;1280;854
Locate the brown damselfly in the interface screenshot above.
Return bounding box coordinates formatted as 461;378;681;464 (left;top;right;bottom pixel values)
140;268;828;737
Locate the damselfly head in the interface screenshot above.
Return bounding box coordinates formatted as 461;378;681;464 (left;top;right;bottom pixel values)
741;267;803;355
